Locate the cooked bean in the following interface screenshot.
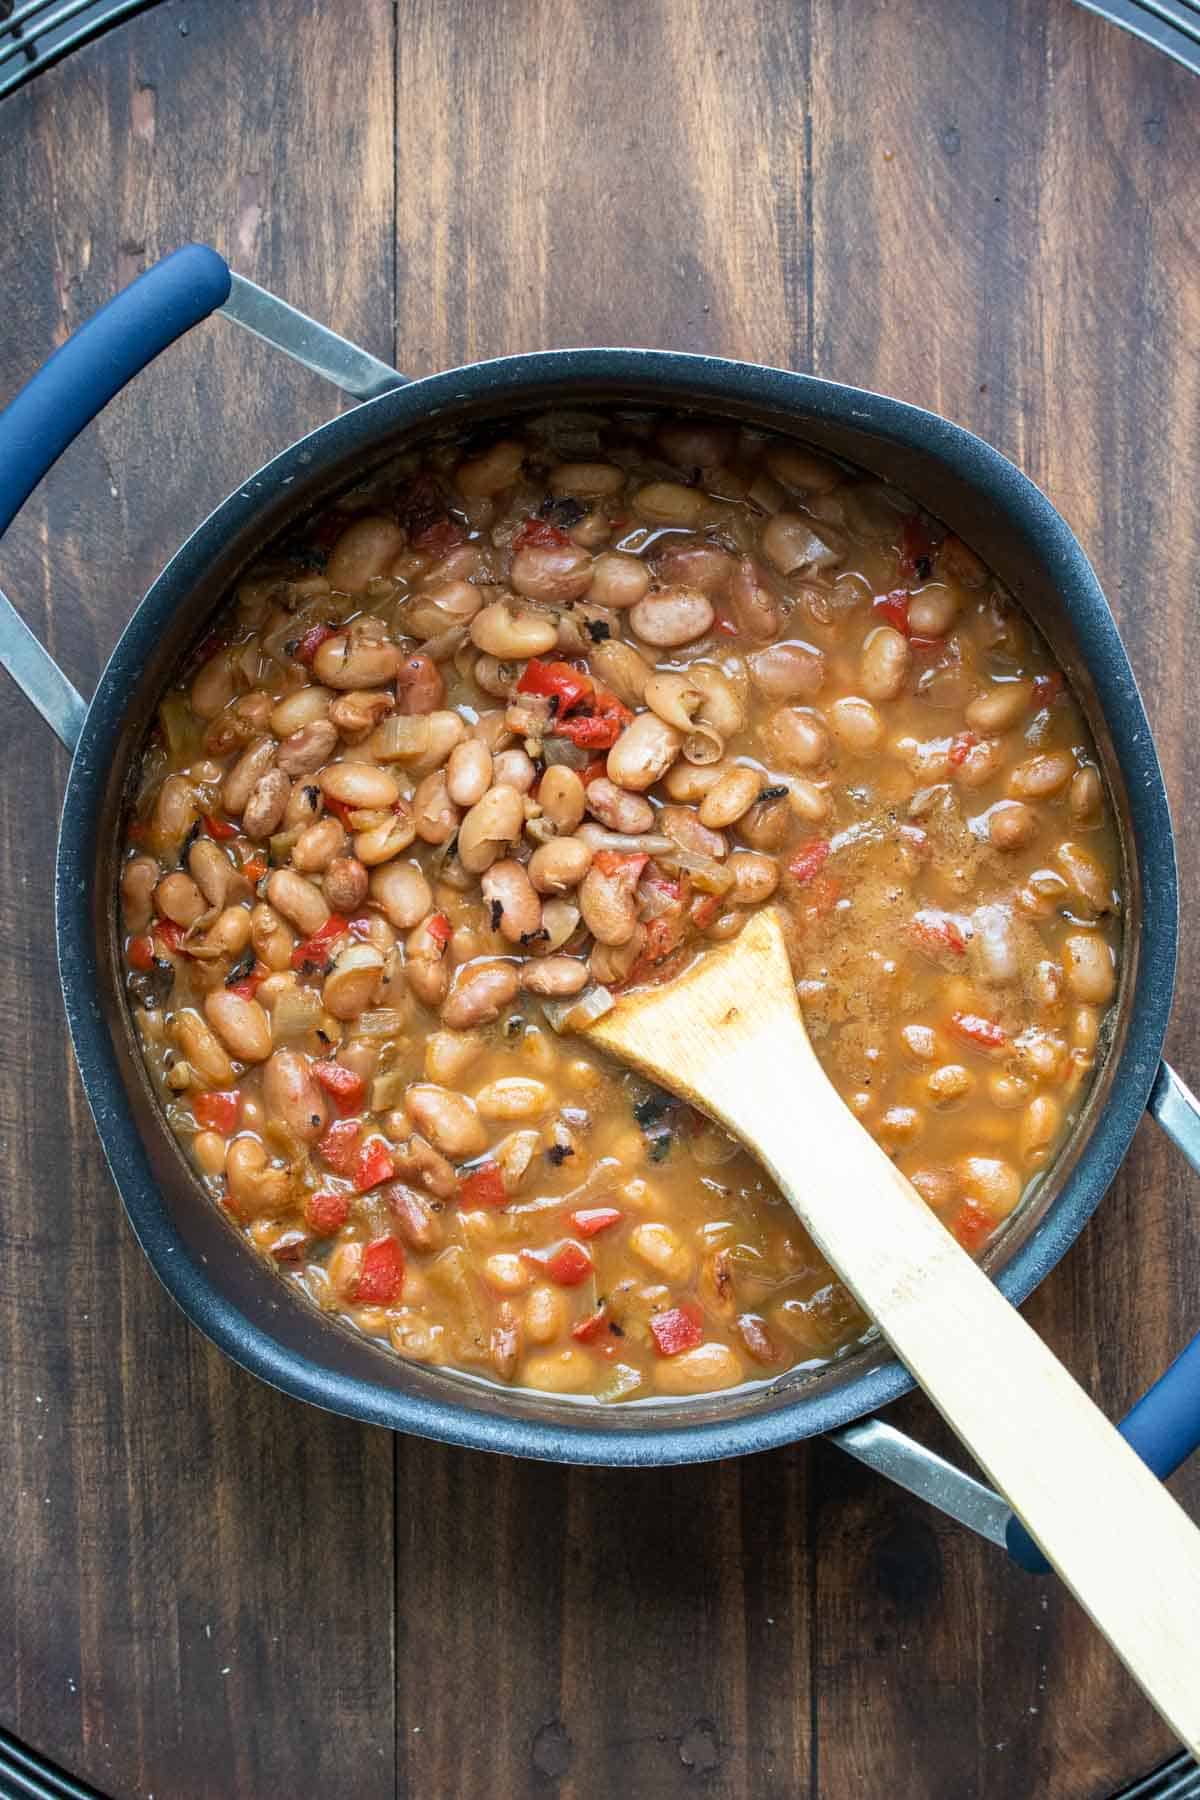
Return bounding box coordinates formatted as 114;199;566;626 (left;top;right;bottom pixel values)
149;774;199;852
657;421;736;467
329;689;395;741
1062;931;1116;1003
121;855;160;930
586;550;651;611
927;1063;973;1107
327;516;406;591
406;1083;488;1158
1056;841;1113;914
193;1130;228;1176
1019;1095;1062;1169
628;586;714;648
607;712;683;790
226;1137;291;1218
221;737;277;816
191;652;236;720
470;601;559;659
727;850;779;904
251;903;295;972
662;758;725;803
762;512;842;575
658;805;727;860
1008;750;1076;800
655;543;734;595
292;816;347;874
828;695;884;755
411;770;460;846
524;1284;568;1344
585;778;655;834
323;943;386;1019
456;439;525;496
965;679;1033;733
493;748;537;792
405;913;451;1007
354;808;417;866
748;641;826;702
957;1154;1021;1216
520;956;589;996
765;443;842;492
538;765;586;833
1068;764;1103;828
263;1050;327;1142
458;784;524;873
265;868;330;936
395;652;446;716
859;626;911;701
170;1010;235;1087
528;836;593;895
630;1220;692;1281
313;626;405;689
318;762;401;810
587;637;652;707
474;1076;551;1121
783;776;831;823
654;1343;743;1393
446;740;494;807
199;906;254;958
988;801;1038;851
765;705;830;769
908;585;960;637
324;856;369;914
579;859;640;945
205;989;273;1062
481;860;542;944
633;480;708;527
441;962;519;1030
276;718;339;777
511;544;593;605
242;769;292;840
699;766;764;829
155;871;207;928
284;780;323;830
270;687;333;738
369;861;433;930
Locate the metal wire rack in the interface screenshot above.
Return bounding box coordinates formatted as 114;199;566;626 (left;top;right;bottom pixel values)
0;0;163;102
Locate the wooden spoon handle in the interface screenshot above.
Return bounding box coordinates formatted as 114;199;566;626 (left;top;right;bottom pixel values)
585;911;1200;1749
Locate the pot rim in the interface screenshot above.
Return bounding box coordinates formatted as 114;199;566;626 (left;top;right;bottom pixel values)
54;346;1179;1465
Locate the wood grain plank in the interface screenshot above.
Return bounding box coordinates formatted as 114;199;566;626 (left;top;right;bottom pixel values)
0;4;397;1797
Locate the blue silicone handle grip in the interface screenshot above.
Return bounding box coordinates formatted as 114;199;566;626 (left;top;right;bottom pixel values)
1007;1330;1200;1572
0;244;231;540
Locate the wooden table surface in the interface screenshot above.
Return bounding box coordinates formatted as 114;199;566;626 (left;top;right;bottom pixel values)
1;1;1198;1795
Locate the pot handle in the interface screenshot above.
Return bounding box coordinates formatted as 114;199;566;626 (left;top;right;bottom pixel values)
0;244;233;749
1005;1060;1200;1571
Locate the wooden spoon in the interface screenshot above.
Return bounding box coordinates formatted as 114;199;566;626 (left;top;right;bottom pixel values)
582;905;1200;1750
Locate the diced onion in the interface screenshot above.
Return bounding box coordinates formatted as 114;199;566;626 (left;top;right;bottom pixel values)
542;984;615;1034
272;987;324;1041
354;1008;410;1038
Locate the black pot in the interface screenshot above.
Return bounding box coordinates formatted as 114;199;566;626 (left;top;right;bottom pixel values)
2;246;1197;1503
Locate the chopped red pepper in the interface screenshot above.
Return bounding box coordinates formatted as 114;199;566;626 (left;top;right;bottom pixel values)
193;1089;240;1134
910;909;968;960
203;812;239;841
411;517;467;556
951;1200;993;1252
290;913;350;972
579;757;609;787
571;1304;611;1344
691;893;723;929
154;919;186;954
513;517;571;551
425;912;452;947
317;1117;363;1178
227;979;259;1001
874;590;911;634
569;1206;623;1238
517;658;593;712
459;1161;508;1208
127;819;148;843
354;1139;396;1193
313;1061;366;1114
322;795;357;828
714;613;740;637
294;622;336;666
948;730;980;769
270;1229;310;1264
949;1011;1008;1053
127;934;156;972
523;1242;594;1287
625;913;688;987
1033;671;1065;707
649;1302;705;1357
241;854;268;885
554;710;621;750
908;634;945;654
305;1189;351;1236
593;849;648;880
788;839;831;885
898;513;934;583
350;1235;406;1305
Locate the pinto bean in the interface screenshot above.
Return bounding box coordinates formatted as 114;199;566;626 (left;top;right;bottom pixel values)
291;816;347;873
628;586;714;647
588;552;651;612
411;770;460;846
405;913;451;1007
729;557;781;639
633;481;708;527
1062;931;1116;1003
1068;765;1103;828
155;871;207;928
455;439;525;496
328;690;394;740
324;856;368;914
121;855;160;930
859;626;911;701
369;861;433;929
606;713;683;791
441;962;520;1029
323;943;386;1018
537;765;586;833
579;858;640;945
251;903;296;972
458;783;524;873
965;679;1033;733
727;850;779;904
326;516;406;591
198;906;253;958
1008;750;1076;800
528;836;593;894
470;601;558;659
170;1010;235;1087
242;769;292;840
764;706;830;770
263;1050;328;1142
510;544;593;604
277;718;339;776
765;443;842;492
222;738;277;816
270;687;333;738
386;1184;446;1252
190;651;236;720
657;421;736;467
150;777;200;852
585;778;655;834
284;780;324;830
481;860;543;944
656;543;735;596
828;695;885;755
520;956;590;996
908;584;961;637
395;652;446;716
318;762;401;810
312;625;405;689
446;740;494;807
266;868;330;936
225;1137;291;1218
748;641;826;701
355;809;418;866
698;766;765;829
405;1084;488;1158
204;989;273;1062
988;800;1038;850
658;805;727;860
